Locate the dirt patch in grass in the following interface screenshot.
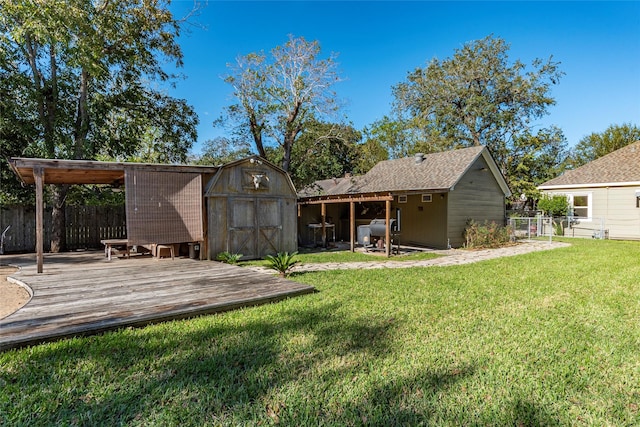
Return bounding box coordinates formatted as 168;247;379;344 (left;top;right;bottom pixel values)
0;266;29;319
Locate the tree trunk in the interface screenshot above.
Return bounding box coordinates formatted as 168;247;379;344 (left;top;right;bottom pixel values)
281;143;291;172
50;184;68;253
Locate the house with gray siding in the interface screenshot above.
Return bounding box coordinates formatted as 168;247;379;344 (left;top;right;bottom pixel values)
298;145;511;250
538;141;640;240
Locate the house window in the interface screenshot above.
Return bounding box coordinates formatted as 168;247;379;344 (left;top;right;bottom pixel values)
567;193;592;220
422;194;432;203
398;195;407;203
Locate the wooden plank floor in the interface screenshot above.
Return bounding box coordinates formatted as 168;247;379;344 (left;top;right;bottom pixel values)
0;252;314;351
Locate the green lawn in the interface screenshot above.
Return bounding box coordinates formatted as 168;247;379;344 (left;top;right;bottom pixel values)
1;238;639;426
240;248;441;267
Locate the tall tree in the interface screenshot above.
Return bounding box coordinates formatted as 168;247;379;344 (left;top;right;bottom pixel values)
218;35;342;172
280;120;361;188
352;132;389;176
392;35;566;200
193;136;252;166
508;126;569;200
569;123;640;168
0;0;198;251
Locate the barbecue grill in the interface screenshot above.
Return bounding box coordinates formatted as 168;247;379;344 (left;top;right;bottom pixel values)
365;218;400;253
368;218;397;236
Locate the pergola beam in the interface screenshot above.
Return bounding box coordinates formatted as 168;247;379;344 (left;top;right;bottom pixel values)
34;166;44;273
298;194;393;205
298;193;396;257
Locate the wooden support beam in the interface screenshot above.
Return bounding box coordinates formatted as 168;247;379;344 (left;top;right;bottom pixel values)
321;202;327;248
34;166;44;273
350;201;355;252
385;199;391;258
298;193;394;205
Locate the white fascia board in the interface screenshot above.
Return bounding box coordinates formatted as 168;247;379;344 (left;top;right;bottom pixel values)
538;181;640;190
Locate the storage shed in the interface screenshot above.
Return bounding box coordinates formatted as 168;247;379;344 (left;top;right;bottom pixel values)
205;157;297;260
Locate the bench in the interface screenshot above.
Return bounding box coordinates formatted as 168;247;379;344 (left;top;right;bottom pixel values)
100;239;131;261
101;240;176;261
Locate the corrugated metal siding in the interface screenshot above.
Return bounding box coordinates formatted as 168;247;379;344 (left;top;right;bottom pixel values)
125;170;203;245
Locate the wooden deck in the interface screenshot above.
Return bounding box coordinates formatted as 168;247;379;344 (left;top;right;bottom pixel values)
0;252;315;351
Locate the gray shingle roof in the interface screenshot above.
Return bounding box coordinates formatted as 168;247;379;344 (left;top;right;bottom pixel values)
299;145;509;197
297;177;353;197
539;140;640;188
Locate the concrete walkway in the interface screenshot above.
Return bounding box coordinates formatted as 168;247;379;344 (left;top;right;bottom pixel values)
248;240;570;274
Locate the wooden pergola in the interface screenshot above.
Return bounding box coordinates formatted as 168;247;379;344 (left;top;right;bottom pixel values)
297;192;395;257
9;157;220;273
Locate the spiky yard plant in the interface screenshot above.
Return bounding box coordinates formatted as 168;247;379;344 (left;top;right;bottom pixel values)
265;251;299;277
216;251;243;264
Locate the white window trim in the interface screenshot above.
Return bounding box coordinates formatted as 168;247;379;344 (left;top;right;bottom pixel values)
398;195;408;203
565;192;592;222
422;194;432;203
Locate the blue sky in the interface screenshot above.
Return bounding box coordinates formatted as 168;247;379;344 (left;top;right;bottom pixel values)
167;1;640;155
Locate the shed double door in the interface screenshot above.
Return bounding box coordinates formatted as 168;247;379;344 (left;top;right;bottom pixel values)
228;197;282;259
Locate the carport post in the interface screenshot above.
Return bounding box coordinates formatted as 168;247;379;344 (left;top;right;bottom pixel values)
385;199;391;258
34;166;44;273
350;201;355;252
321;202;327;247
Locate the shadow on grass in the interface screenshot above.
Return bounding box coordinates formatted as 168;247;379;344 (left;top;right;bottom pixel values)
1;299;559;425
2;302;403;424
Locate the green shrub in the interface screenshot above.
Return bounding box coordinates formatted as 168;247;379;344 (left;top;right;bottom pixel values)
265;251;299;277
464;220;513;249
537;194;569;217
552;219;565;236
216;251;243;264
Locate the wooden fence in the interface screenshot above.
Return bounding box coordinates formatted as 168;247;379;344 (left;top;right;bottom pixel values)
0;205;126;253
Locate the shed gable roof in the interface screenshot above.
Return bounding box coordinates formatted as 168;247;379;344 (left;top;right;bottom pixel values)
205;156;297;196
539;140;640;188
299;145;511;198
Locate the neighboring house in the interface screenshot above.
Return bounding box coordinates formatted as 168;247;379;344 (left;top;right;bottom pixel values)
298;145;511;250
538;140;640;240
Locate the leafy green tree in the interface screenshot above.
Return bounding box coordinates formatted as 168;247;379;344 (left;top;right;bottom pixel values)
569;123;640;168
282;121;361;188
361;116;412;160
0;0;198;251
0;69;40;205
508;126;569;201
218;35;342;172
391;35;565;201
351;134;389;175
537;194;569;217
193;137;253;166
537;193;570;235
362;115;454;160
